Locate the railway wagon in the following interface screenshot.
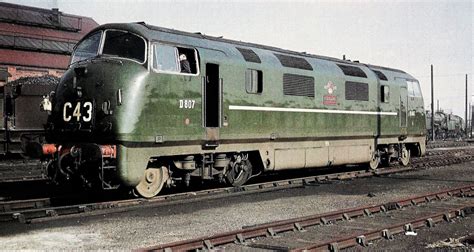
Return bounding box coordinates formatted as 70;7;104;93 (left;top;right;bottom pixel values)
42;22;426;198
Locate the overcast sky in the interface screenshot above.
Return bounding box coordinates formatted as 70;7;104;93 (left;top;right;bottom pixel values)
4;0;473;117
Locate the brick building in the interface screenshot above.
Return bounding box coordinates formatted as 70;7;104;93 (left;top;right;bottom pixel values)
0;2;98;81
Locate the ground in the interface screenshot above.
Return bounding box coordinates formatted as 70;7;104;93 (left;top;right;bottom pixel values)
0;160;473;250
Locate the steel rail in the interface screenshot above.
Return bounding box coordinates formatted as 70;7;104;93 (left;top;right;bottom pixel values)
294;203;473;251
140;184;474;251
427;141;473;149
1;148;473;224
0;198;50;212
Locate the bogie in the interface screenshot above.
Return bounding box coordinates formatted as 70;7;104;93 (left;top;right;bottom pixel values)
154;152;256;190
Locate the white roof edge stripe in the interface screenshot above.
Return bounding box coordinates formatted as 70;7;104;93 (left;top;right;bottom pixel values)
229;105;398;116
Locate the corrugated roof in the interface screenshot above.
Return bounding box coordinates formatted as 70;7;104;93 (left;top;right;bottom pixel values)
0;3;98;69
0;22;94;41
0;2;97;32
0;48;70;69
0;32;76;54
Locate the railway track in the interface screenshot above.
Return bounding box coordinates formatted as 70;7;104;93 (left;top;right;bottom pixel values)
0;198;50;212
0;147;473;224
0;159;47;183
140;184;474;251
426;140;474;149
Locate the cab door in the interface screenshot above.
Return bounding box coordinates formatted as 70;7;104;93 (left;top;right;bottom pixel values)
399;83;408;135
202;63;222;148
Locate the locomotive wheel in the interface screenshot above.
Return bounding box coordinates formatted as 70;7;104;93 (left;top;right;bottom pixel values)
369;151;380;170
399;146;410;166
226;159;252;187
134;167;168;198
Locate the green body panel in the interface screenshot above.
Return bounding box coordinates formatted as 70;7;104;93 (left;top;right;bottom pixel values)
51;23;426;186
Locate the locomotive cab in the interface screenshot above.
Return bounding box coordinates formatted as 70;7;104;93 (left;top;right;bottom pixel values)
48;28;148;140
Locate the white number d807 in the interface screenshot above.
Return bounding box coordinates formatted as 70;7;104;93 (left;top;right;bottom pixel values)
179;99;195;109
63;101;93;122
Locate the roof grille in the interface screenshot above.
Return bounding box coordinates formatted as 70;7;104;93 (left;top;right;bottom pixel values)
283;73;314;97
236;47;261;63
337;64;367;78
373;70;388;81
275;53;313;71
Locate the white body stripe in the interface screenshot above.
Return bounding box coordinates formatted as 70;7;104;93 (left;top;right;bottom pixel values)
229;105;398;116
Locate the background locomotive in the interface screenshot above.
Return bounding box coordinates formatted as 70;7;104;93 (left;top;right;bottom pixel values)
42;22;426;198
426;110;465;140
0;70;57;182
0;3;98;182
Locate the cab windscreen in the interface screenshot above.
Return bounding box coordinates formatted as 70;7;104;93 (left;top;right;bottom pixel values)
71;31;102;64
102;30;146;63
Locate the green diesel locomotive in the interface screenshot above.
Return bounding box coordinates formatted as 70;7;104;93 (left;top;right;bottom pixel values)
42;22;426;198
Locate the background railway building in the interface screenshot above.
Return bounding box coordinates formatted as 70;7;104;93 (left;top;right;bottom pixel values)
0;2;98;80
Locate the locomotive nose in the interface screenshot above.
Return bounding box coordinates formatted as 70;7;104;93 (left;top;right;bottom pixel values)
48;63;110;140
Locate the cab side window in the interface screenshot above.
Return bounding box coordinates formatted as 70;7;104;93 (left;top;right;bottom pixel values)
153;44;179;72
152;44;199;75
245;69;263;94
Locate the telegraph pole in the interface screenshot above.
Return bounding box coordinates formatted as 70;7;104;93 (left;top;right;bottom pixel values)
431;65;435;141
466;74;469;136
471;98;474;138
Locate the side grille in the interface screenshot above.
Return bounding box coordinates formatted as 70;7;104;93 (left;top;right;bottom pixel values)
345;81;369;101
283;73;314;97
